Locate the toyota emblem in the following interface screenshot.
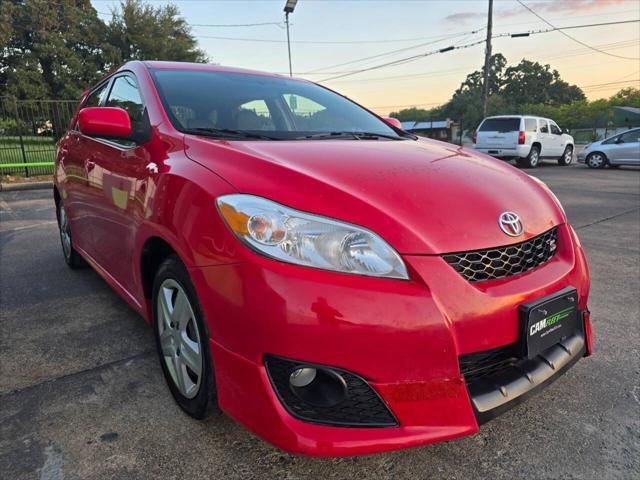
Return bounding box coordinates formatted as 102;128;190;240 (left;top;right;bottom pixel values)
498;212;524;237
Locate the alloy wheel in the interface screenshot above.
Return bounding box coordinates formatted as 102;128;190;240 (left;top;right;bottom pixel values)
59;204;72;259
156;279;203;399
563;148;573;165
530;149;539;167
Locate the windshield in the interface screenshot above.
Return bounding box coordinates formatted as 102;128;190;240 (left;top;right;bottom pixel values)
479;118;521;133
150;68;408;140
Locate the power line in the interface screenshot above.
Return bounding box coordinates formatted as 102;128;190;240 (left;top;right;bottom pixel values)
580;79;639;89
196;30;481;45
326;42;639;84
515;0;640;61
191;22;284;28
319;38;487;82
299;30;484;74
318;20;640;82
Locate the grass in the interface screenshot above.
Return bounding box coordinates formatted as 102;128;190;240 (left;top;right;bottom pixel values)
0;135;55;175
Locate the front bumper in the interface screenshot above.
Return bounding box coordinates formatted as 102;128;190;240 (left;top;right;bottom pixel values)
577;150;588;163
188;224;591;456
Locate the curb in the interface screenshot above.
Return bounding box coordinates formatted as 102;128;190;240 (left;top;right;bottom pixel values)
0;181;53;192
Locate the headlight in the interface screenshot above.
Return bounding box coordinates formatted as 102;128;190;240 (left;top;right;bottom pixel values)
528;176;565;216
217;194;408;279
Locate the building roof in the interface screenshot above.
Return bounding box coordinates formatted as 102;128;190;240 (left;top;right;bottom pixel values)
613;106;640;115
401;120;450;130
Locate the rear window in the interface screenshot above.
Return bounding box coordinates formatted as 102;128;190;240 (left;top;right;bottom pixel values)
524;119;537;132
479;118;521;132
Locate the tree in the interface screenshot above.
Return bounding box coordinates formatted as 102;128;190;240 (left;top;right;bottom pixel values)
0;0;112;99
389;107;431;122
502;59;585;106
107;0;207;64
609;87;640;107
391;54;586;131
0;0;207;100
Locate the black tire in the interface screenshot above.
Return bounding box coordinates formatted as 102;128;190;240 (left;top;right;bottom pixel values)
152;254;217;419
517;145;540;169
57;201;85;268
586;152;607;169
558;145;573;166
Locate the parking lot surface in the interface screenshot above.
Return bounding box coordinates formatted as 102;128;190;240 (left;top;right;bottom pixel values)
1;163;639;480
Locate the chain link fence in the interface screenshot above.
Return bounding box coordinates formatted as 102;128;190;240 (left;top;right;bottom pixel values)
0;97;77;177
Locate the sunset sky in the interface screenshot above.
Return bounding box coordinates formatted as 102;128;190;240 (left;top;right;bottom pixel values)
91;0;640;114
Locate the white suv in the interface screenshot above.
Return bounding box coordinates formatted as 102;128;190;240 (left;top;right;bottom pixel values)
473;115;574;168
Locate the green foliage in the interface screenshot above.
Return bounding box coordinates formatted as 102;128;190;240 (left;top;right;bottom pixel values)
107;0;207;64
0;0;207;100
390;54;636;131
389;107;431;122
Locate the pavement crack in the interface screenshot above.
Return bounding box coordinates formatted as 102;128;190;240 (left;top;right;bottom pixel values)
0;350;155;398
575;207;640;230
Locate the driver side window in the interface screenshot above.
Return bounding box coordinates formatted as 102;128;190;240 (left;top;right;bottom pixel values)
105;74;148;146
550;122;561;135
619;130;640;143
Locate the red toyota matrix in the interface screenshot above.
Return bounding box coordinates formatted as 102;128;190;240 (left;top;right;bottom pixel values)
54;61;592;456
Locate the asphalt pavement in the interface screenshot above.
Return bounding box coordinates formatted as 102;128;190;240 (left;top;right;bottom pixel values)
1;162;639;480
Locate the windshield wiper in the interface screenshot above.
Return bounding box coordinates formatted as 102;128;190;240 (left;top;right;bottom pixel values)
294;131;404;140
182;127;280;140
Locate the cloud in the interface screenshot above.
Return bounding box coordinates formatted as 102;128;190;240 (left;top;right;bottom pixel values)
526;0;628;15
443;12;486;24
446;0;629;24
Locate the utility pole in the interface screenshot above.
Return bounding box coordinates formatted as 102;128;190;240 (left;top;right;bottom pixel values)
284;1;298;77
482;0;493;116
285;12;292;76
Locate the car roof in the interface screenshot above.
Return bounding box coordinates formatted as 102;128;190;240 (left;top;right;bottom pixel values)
139;60;299;81
482;115;548;120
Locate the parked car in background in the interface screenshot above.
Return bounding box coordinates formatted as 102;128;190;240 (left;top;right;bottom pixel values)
578;128;640;168
54;61;593;456
473;115;574;169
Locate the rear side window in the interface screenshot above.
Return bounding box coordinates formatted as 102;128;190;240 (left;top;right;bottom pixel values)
479;118;520;132
524;119;537;132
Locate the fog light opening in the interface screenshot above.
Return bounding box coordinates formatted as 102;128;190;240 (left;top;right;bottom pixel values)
288;366;347;407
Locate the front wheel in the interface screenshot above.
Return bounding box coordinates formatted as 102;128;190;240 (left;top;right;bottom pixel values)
517;146;540;169
558;146;573;166
586;152;607;169
153;255;217;419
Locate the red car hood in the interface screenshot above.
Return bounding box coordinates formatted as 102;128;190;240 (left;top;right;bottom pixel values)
184;136;564;254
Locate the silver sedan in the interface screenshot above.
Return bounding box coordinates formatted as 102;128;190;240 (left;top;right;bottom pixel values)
578;128;640;168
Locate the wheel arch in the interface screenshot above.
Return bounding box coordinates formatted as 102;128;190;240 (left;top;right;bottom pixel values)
139;235;183;301
53;185;61;220
587;150;607;160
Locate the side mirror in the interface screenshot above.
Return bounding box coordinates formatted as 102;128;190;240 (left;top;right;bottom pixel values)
382;117;403;129
562;127;570;134
78;107;132;139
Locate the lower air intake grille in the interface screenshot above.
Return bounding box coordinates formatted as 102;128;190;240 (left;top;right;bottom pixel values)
459;344;519;385
264;355;398;428
443;228;558;282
